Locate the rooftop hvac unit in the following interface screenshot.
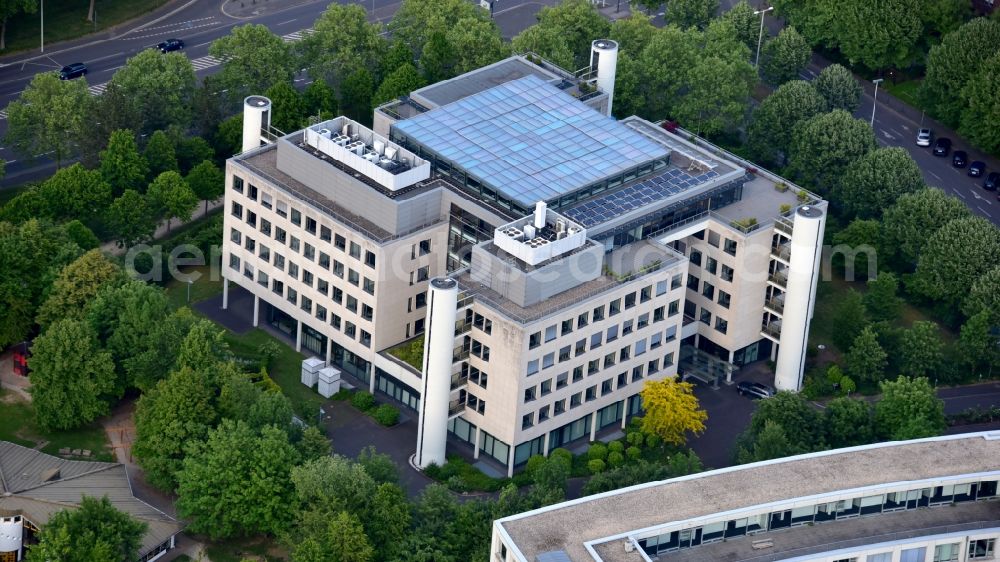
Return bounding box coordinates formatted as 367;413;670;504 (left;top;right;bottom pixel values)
385;147;398;160
557;231;566;240
318;128;331;137
556;219;566;233
568;227;580;235
524;224;536;239
364;153;379;163
341;123;350;136
374;140;385;155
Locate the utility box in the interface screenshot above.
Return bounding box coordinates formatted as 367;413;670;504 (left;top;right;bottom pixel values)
301;357;325;388
317;366;342;398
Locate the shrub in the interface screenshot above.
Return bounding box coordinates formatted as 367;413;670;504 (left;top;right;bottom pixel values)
608;440;625;454
373;404;399;426
607;451;625;467
550;448;573;467
423;463;442;479
525;454;547;476
350;391;376;411
627;431;645;448
587;443;608;461
626;446;642;461
645;433;661;449
446;475;468;493
587;459;606;474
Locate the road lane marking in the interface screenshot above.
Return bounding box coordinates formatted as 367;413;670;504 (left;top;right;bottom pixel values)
929;171;943;181
121;16;216;36
0;110;6;120
125;22;221;41
978;205;991;216
277;18;298;25
955;190;967;200
880;130;894;140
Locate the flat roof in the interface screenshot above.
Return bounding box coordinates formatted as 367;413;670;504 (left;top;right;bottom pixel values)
497;431;1000;562
411;56;565;108
393;75;669;208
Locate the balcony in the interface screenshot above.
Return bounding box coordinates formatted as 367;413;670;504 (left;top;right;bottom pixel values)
771;242;791;262
768;269;788;288
775;217;794;236
450;369;468;390
448;398;465;418
764;295;785;315
761;319;782;340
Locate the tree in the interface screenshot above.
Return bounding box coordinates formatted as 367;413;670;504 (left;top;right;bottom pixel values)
639;377;707;445
833;0;922;70
665;0;719;30
144;130;178;180
175;318;231;370
959;311;1000;377
27;319;117;431
875;376;945;440
367;483;411;560
298;425;332;461
813;64;862;113
324;512;375;562
214;115;244;159
736;420;798;463
831;288;868;351
186;160;225;216
520;0;610;67
36;249;124;328
265;81;307;133
301;4;385;88
880;188;971;266
106;190;157;248
102;50;197;135
100;129;149;195
963;266;1000;323
0;0;36;50
722;0;760;51
146;171;198;232
4;72;92;165
373;64;427;108
900;321;944;379
173;135;215;175
921;18;1000;126
36;163;113;222
747;391;824;451
511;25;575;70
673;53;757;136
340;68;375;125
134;366;218;491
387;0;483;57
420;31;457;84
25;496;146;562
303;80;337;119
746;80;826;166
210;24;296;102
177;420;300;539
787;109;876;194
446;17;510;75
845;326;888;384
356;446;399;485
840;147;924;218
824;397;873;448
63;220;100;250
292;455;377;517
959;52;1000;154
913;216;1000;308
864;272;902;322
761;27;811;85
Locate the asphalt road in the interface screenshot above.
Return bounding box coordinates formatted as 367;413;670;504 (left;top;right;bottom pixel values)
0;0;556;184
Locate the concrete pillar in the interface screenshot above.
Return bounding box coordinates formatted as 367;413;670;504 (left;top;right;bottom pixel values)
368;364;376;393
222;277;229;309
543;431;551;455
506;444;515;478
325;341;333;365
620;399;628;429
474;428;482;460
252;294;259;327
295;321;302;353
775;206;826;391
590;412;598;442
771;343;778;361
242;96;271;153
694;333;701;348
727;351;735;383
591;39;619;117
415;278;459;469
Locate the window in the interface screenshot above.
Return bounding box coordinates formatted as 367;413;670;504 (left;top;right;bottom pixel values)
335;234;346;251
524;386;537;402
561;318;573;335
545;325;557;342
687;275;700;291
345;295;358;313
317;279;329;296
320;225;332;242
246;210;256;228
333;261;344;278
538;405;549;422
331;314;341;330
586;386;597;401
416;266;429;283
260;218;271;236
622;319;633;335
276;201;288;218
230;228;242;244
271;279;283;295
724;238;738;256
573;366;583;382
646;358;659;375
472;313;491;333
348;269;360;286
542;352;554;369
332;287;343;304
641;285;652;303
665;325;677;342
286;287;297;305
230;201;243;220
242;263;253;279
721;264;734;282
303;243;315;261
290;236;300;252
619;346;630;362
700;309;711;325
418;239;431;256
635;339;647;356
601;379;613;396
305;216;317;234
575;339;587;356
290;208;301;226
316;305;327;322
571;393;582;408
656;280;667;296
604;352;616;369
287;262;298;280
650;332;662;349
350;241;361;259
319;252;330;269
363;278;375;295
588;359;599;375
529;332;541;349
624;292;636;309
415;292;427;309
522;413;534;429
232;176;244;193
247;183;258;201
362;304;374;322
260;192;271;209
471;341;490;360
273;254;285;270
707;230;720;247
414;318;424;334
275;227;286;244
900;548;926;562
301;270;313;287
244;236;255;253
554;399;566;416
556;372;568;389
718;290;731;308
664;352;674;366
934;544;960;562
540;379;552;396
671;273;683;289
606;325;618;342
702;282;715;300
609;299;621;316
690;249;702;267
653;306;665;322
344;321;356;339
300;296;312;313
365;251;376;268
360;330;371;348
593;305;605;321
577;311;589;327
228;254;240;270
715;317;728;334
969;539;995;560
669;300;680;316
559;346;571;362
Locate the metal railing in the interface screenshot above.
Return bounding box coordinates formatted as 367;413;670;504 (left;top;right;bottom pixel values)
761;320;782;338
450;371;468;390
775;217;794;236
448;399;465;417
765;296;785;315
768;270;788;288
771;243;791;261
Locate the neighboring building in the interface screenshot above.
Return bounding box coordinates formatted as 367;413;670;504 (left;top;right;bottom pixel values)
491;431;1000;562
221;42;827;476
0;442;182;562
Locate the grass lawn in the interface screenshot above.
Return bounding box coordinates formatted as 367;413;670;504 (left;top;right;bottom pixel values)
884;80;925;113
164;264;224;311
0;389;112;460
1;0;169;55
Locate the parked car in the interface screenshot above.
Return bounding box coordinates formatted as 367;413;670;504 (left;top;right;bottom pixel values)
984;172;1000;192
157;38;184;53
916;128;933;147
933;137;952;156
736;381;775;399
58;62;87;80
968;161;986;177
952;150;968;168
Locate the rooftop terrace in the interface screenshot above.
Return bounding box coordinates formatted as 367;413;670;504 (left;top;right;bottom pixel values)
497;432;1000;562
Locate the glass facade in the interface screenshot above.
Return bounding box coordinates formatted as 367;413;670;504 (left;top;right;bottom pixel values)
447;204;494;272
375;367;420;411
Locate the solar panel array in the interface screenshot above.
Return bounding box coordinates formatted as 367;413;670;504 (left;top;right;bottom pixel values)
563;167;721;227
392;75;668;207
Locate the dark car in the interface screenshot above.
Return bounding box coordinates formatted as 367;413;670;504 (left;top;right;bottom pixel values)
968;161;986;177
952;150;968;168
933;137;952;156
985;172;1000;192
58;62;87;80
736;381;775;400
157;38;184;53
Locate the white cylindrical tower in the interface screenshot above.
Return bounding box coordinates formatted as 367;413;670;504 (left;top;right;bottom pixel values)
242;96;272;153
591;39;619;117
415;277;459;469
774;205;825;391
0;516;23;561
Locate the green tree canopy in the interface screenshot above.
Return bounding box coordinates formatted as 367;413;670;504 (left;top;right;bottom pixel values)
511;25;576;70
36;249;125;328
666;0;719;30
340;68;375;124
721;0;759;50
839;147;924;218
446;17;510;75
265;81;307;133
103;50;197;135
186;160;225;215
373;64;427;108
301;4;385;88
25;496;147;562
106;190;157;248
4;71;92;165
958;52;1000;154
100;129;149;195
210;24;296;102
736;420;799;463
388;0;485;56
36;163;113;222
673;51;757;136
514;0;610;68
0;0;37;51
146;170;198;232
747;391;824;452
831;288;869;351
760;26;811;85
845;326;888;384
177;420;300;539
420;31;457;84
912;216;1000;308
921;18;1000;126
813;63;862;113
27;318;118;431
824;397;873;448
864;272;903;322
610;13;658;56
145;130;179;181
746;80;826;166
880;188;971;266
874;376;945;440
303;79;337;120
958;311;1000;377
899;321;945;379
963;266;1000;322
787;109;876;195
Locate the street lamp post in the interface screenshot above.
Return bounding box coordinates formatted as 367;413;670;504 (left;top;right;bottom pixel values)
871;78;884;126
40;0;44;53
753;6;774;69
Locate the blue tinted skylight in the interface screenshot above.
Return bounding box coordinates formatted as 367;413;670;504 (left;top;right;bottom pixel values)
393;75;669;207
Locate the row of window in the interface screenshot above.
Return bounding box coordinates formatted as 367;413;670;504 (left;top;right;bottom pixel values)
833;539;994;562
688;249;735;282
687;274;731;309
523;353;674;429
527;322;678;380
691;228;738;257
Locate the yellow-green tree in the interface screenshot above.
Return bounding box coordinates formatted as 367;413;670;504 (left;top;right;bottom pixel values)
639;377;707;445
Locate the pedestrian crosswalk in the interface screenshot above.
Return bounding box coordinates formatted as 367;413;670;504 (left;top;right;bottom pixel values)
0;109;7;121
190;55;221;71
282;29;313;42
88;83;108;96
